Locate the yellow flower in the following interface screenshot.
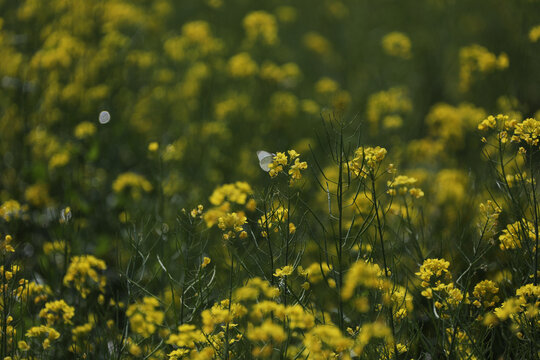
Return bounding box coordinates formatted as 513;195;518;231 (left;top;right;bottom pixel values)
112;172;153;199
416;258;451;287
201;257;211;268
218;212;247;240
243;11;278;45
24;183;52;207
342;260;388;300
512;118;540;146
529;25;540;42
228;52;258;78
472;280;500;308
148;141;159;152
367;87;412;133
381;32;412;59
273;265;294;278
499;219;535;250
0;200;26;221
126;297;165;338
459;44;508;92
63;255;107;298
0;235;15;254
350;146;387;178
18;341;30;351
74;121;96;139
39;299;75;325
247;320;286;343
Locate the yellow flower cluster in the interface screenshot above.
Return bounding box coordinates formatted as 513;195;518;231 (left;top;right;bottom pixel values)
342;260;389;300
381;31;412;59
303;324;353;358
201;299;248;333
387;175;424;198
259;61;301;86
112;172;153;198
228;52;258;78
366;87;412;132
459;44;508;92
303;32;332;56
164;21;223;62
498;219;536;250
209;182;253;206
426;102;486;148
19;281;51;304
386;286;414;320
243;11;278;46
233;277;280;301
217;212;247;240
63;255;107;298
167;324;207;358
417;259;466;316
270;91;299;118
478;200;501;225
0;234;15;254
472;280;500;308
350;146;388;178
43;240;68;255
73;121;96;139
511;117;540;146
352;322;395;357
267;150;308;184
273;265;294;278
26;325;60;350
247;320;286;356
489;283;539;336
416;258;451;288
0;200;27;222
529;25;540;42
298;262;333;286
204;182;254;228
477;113;516;132
258;205;291;237
24;183;52;207
126;296;164;338
39;299;75;325
1;264;20;282
190;204;204;218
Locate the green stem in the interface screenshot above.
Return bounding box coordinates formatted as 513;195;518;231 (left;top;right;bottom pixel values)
370;173;399;360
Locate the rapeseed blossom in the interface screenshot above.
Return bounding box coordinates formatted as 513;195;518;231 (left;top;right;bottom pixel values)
126;297;164;337
381;32;412;59
499;219;536;250
273;265;294;278
63;255;107;298
112;172;153;198
459;44;508;92
350;146;387;178
529;25;540;42
472;280;500;308
39;299;75;325
217;212;247;240
228;52;258;78
243;11;278;46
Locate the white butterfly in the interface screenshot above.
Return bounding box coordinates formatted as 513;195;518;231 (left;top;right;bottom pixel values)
257;150;275;172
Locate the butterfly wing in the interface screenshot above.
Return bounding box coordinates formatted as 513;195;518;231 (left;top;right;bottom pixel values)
257;151;275;172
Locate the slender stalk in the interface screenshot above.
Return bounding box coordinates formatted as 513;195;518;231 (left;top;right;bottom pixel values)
263;198;274;285
370;173;399;359
223;250;234;360
528;148;539;359
529;149;538;286
336;131;344;331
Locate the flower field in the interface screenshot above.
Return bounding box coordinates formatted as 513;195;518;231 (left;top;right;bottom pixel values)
0;0;540;359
